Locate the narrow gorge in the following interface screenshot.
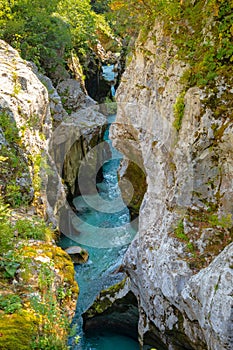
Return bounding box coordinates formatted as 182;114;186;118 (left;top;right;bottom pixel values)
0;1;233;350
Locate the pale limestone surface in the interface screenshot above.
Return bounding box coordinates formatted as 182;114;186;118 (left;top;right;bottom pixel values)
0;40;106;227
111;24;233;350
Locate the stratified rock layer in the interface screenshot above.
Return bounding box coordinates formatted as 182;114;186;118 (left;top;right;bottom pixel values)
111;22;233;350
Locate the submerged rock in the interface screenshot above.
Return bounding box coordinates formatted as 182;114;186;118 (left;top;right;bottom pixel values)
65;246;89;264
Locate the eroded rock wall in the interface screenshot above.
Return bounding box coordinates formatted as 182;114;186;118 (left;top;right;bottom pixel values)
0;40;78;348
0;40;107;348
49;79;106;199
111;22;233;350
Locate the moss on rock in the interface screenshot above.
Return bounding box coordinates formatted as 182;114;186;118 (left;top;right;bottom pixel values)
0;310;38;349
85;278;127;318
18;241;79;299
0;240;78;350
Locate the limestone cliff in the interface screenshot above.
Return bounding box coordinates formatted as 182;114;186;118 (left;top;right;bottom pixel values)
0;40;106;348
111;17;233;350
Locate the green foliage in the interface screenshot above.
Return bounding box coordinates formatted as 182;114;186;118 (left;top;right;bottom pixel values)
31;153;42;195
14;217;54;240
0;219;74;348
0;195;53;266
0;198;15;254
208;213;233;229
173;91;185;131
0;219;52;266
174;0;233;87
103;96;117;114
0;145;30;207
110;0;233;92
174;219;196;254
31;334;69;350
0;187;74;350
109;0;180;38
0;198;9;222
30;262;71;350
0;0;70;75
57;286;72;301
0;294;22;314
57;0;96;51
5;183;25;207
0;111;20;144
0;311;38;350
0;251;20;279
0;0;114;77
12;71;21;96
174;219;187;241
94;11;118;51
0;112;31;207
91;0;111;14
186;242;194;252
217;0;233;61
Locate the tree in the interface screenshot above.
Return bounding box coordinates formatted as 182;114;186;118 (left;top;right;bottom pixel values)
90;0;111;14
0;0;71;71
109;0;181;37
56;0;96;53
0;0;119;77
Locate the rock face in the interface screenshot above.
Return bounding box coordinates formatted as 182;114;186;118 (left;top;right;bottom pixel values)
0;40;107;348
118;158;147;218
0;40;50;206
57;78;96;112
0;39;107;221
49;106;107;200
110;21;233;350
0;39;78;348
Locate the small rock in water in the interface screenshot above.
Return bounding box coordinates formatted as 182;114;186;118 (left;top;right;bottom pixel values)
65;246;89;264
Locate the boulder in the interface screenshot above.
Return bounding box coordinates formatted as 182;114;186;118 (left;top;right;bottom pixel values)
65;246;89;264
56;79;96;112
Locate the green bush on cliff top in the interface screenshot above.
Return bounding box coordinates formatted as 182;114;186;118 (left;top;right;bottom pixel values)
110;0;233;86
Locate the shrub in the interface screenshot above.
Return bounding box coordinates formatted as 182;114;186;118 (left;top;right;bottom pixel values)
173;91;186;132
0;294;22;314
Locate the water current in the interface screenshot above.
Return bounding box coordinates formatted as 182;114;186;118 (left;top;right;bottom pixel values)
60;110;139;349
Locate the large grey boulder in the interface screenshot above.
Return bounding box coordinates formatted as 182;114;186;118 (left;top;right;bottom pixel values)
57;79;96;112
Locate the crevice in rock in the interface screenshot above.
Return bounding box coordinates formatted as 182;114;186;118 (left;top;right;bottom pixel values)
118;158;147;220
83;48;127;103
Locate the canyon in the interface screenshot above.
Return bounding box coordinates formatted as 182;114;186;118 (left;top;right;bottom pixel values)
0;6;233;349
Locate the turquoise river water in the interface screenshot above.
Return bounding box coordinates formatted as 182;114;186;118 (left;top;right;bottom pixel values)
60;114;140;350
